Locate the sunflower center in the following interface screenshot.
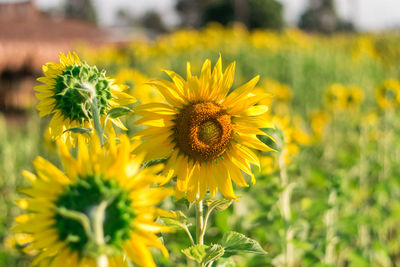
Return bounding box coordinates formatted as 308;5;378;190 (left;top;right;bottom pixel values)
53;64;113;123
54;175;135;256
174;101;233;162
383;88;396;100
198;120;222;145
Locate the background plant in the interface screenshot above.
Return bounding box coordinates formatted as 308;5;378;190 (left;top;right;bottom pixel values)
2;25;400;266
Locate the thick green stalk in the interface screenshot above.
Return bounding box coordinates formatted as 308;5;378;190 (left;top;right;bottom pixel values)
358;122;370;258
324;189;337;265
82;82;104;146
195;200;205;267
92;201;109;267
278;151;294;267
195;200;204;245
91;96;104;146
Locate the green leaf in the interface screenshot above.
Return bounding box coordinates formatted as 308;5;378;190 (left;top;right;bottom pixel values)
182;244;225;265
63;127;92;134
182;244;209;263
161;216;190;232
202;244;225;265
206;199;232;212
106;107;133;119
221;231;267;257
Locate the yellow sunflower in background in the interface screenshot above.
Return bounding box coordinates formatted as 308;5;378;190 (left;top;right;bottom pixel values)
310;109;331;140
345;85;364;110
324;83;347;111
133;56;275;202
115;68;163;104
13;135;172;267
35;52;135;145
256;78;293;116
376;79;400;110
259;115;310;175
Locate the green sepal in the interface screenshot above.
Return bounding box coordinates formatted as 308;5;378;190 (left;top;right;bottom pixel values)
221;231;267;257
161;211;191;231
63;127;92;134
182;244;225;265
106;107;133;119
202;244;225;265
206;199;232;212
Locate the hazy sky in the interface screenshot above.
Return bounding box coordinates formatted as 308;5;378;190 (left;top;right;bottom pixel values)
26;0;400;30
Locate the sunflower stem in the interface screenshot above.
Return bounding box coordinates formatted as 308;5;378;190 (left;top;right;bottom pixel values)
83;83;104;146
195;200;204;245
91;96;104;146
56;207;93;241
92;200;109;267
195;200;205;267
278;151;294;267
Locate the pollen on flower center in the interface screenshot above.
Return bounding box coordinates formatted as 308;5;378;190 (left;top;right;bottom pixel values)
198;120;222;145
174;101;233;162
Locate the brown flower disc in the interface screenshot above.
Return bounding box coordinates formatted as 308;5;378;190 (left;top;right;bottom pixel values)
174;101;233;162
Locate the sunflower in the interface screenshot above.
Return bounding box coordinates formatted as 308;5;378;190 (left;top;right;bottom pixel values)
133;57;274;202
115;68;163;104
324;83;347;111
376;79;400;110
345;85;364;110
261;116;310;167
13;135;172;267
35;52;136;145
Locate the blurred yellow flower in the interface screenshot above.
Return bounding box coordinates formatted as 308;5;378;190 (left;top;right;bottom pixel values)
260;154;278;175
257;78;292;116
324;83;348;111
115;69;162;104
325;83;364;112
311;110;331;139
352;37;378;62
376;79;400;110
14;135;172;267
345;85;364;110
259;115;309;175
270;116;310;164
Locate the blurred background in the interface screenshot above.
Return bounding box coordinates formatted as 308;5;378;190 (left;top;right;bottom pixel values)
1;0;400;266
1;0;399;117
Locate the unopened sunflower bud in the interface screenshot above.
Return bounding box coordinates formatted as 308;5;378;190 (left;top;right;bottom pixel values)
35;52;135;146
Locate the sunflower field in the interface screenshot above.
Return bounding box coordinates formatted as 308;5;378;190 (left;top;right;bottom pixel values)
2;24;400;267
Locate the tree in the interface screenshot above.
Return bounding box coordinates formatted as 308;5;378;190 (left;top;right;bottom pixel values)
247;0;283;30
199;0;283;30
298;0;354;34
175;0;204;28
64;0;97;24
141;10;168;34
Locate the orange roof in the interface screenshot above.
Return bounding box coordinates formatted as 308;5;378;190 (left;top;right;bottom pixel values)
0;1;106;72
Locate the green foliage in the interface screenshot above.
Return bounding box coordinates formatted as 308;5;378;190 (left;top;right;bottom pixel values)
182;231;265;265
221;231;267;257
247;0;284;30
182;244;209;263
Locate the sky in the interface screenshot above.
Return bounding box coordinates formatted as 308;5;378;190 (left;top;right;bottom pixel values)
11;0;400;31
